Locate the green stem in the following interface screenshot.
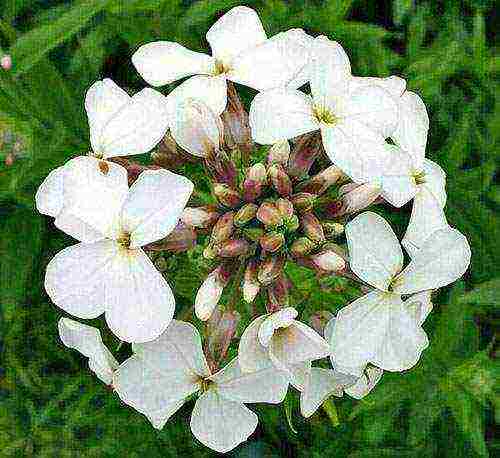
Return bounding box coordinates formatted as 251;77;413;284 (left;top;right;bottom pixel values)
322;399;340;427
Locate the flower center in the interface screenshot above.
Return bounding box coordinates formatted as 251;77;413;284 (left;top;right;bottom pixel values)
313;105;338;125
116;232;131;249
213;60;230;76
412;170;426;185
199;377;214;393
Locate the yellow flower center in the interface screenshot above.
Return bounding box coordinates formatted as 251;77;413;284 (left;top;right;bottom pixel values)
116;232;131;249
412;170;426;185
313;105;338;125
213;60;230;76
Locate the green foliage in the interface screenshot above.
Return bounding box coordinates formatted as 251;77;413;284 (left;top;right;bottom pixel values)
0;0;498;456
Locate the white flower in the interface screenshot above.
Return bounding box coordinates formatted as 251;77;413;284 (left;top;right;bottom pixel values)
112;320;289;453
58;317;119;385
132;6;312;118
330;212;471;375
249;35;398;183
43;166;193;343
238;307;330;382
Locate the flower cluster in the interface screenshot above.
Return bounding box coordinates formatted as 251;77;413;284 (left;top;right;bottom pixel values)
36;6;471;454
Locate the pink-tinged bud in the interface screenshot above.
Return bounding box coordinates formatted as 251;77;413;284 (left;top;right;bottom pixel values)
298;165;344;194
322;221;345;238
268;274;292;309
206;150;238;188
152;131;193;169
243;260;260;303
213;183;241;208
275;198;294;220
206;309;241;368
247;163;268;184
234;203;258;227
290;237;316;257
287;132;322;179
267;140;290;166
1;55;12;70
221;82;252;155
310;310;335;336
159;222;196;252
242;227;265;242
311;250;346;272
211;211;234;243
291;192;317;213
268;164;292;197
242;179;262;202
203;243;219;260
285;214;300;232
4;152;15;166
330;182;381;216
260;231;285;253
195;266;229;321
301;212;325;243
258;256;285;285
218;239;250;257
256;202;283;227
181;206;219;228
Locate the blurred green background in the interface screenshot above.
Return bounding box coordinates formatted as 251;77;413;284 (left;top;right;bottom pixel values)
0;0;498;456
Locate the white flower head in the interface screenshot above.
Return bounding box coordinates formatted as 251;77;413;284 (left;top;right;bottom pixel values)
238;307;330;380
249;35;399;184
113;320;289;453
43;165;193;343
132;6;313;118
330;212;471;375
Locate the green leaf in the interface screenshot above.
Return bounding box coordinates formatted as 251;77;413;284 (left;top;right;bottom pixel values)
458;278;500;308
393;0;414;26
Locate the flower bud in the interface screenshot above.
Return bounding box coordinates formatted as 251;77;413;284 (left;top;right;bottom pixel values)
267;140;290;166
158;222;196;252
287;132;322;179
268;164;292;197
234;203;258;227
1;55;12;71
203;243;219;260
213;183;241;208
181;206;219;228
322;221;345;238
206;309;241;366
242;179;262;202
298;165;344;194
290;237;316;257
258;256;285;285
152;131;192;169
218;239;250;257
291;192;317;213
247;163;268;184
275;198;294;220
285;214;300;232
301;212;325;243
309;310;335;336
195;267;228;321
242;227;265;242
329;182;381;217
256;202;283;227
211;211;234;243
311;250;346;272
260;231;285;253
206;149;238;188
243;260;260;303
268;274;292;309
221;82;252;155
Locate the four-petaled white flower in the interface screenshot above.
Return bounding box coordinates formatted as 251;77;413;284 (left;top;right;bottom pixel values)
42;165;193;343
132;6;312;119
112;320;289;453
330;212;470;376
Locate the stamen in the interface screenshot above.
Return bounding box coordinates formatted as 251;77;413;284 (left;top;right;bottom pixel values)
117;232;131;249
413;170;426;185
313;105;338;125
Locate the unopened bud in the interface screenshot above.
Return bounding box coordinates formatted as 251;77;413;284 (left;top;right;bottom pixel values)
287;132;322;179
5;152;15;166
234;203;258;227
268;274;292;309
310;310;335;336
268;164;292;197
206;309;241;366
218;239;250;257
243;163;267;202
206;150;238;188
159;222;196;252
311;250;346;272
291;193;317;213
242;227;265;242
181;206;219;228
258;256;285;285
211;211;234;243
298;165;344;194
260;231;285;253
213;183;241;208
290;237;316;257
152;131;191;169
301;212;325;243
322;221;345;238
275;198;294;220
221;82;252;155
256;202;283;227
1;55;12;70
329;182;381;217
195;266;229;321
247;163;268;184
285;214;300;232
267;140;290;166
243;260;260;303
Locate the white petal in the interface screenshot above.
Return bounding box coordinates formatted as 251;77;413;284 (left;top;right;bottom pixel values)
288;361;311;391
349;75;407;100
104;248;176;343
190;390;258;453
344;366;383;399
249;88;318;145
58;318;118;384
120;169;193;248
310;36;351;112
269;321;330;370
392;91;429;170
44;240;114;319
85;79;130;154
321;121;388;183
55;156;128;240
36;166;65;217
195;270;224;321
343;84;399;138
394;227;471;295
402;187;449;258
170;98;222;157
405;291;433;325
238;315;273;372
346;212;403;291
146;399;186;430
100;88;169;158
379;146;419;207
324;317;336;343
210;358;288;404
300;368;344;418
229;29;312;91
206;6;266;64
165;74;227;118
257;307;298;347
132;41;215;86
422;159;447;207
